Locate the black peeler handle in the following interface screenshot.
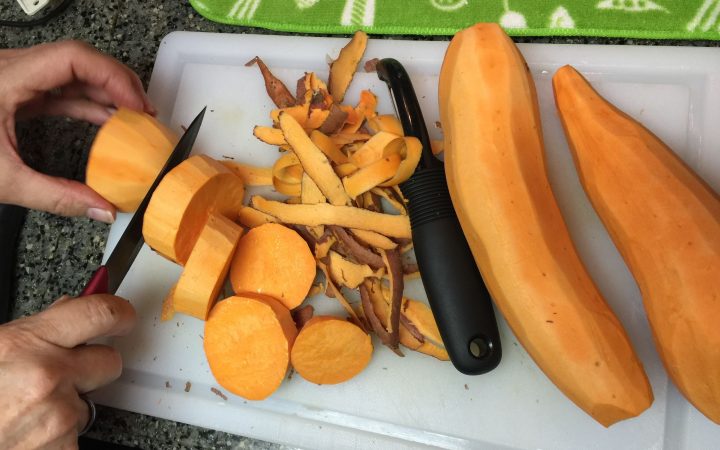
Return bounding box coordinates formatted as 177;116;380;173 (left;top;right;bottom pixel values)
377;58;501;375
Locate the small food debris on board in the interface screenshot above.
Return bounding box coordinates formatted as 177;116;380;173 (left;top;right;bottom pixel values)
185;382;192;392
165;381;171;388
464;384;469;390
211;387;228;401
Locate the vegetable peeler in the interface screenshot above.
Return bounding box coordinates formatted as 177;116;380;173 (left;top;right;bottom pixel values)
377;58;501;375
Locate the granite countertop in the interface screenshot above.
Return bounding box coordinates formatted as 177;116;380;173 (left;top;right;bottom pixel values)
1;1;718;449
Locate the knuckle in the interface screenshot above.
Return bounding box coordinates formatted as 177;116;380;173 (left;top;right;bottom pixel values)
57;40;93;56
25;361;64;401
46;400;79;437
84;295;121;328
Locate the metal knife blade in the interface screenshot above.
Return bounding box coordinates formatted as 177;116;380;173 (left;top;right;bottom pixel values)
80;107;207;296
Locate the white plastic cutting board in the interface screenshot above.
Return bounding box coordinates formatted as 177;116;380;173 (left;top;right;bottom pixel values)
93;32;720;449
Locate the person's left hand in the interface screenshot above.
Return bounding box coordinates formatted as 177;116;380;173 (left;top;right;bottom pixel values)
0;41;156;223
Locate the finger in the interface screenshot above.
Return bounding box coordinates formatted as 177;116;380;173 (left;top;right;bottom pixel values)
9;165;116;221
19;41;147;112
57;82;115;106
70;344;122;393
42;97;113;125
31;294;136;348
50;295;73;308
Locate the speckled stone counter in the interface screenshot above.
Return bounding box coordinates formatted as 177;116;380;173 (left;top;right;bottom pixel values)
1;1;718;449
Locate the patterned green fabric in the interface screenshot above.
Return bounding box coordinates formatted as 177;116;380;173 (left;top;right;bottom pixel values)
190;0;720;40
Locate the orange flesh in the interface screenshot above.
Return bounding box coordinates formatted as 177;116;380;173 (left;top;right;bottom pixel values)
229;223;316;309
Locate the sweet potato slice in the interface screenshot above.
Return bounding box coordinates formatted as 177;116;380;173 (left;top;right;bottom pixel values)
230;223;316;309
204;295;297;400
221;161;272;186
86;108;178;212
143;155;245;264
251;196;411;239
290;316;372;385
161;286;175;322
173;214;243;320
280;112;351;206
328;30;368;103
246;56;296;109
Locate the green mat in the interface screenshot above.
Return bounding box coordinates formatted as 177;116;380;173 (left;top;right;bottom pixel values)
190;0;720;40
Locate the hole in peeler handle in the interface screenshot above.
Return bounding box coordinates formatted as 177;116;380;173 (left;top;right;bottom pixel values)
469;335;493;360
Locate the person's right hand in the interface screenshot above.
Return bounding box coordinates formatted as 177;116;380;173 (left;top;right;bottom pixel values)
0;294;136;449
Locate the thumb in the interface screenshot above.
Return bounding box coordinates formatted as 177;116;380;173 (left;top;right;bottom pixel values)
13;166;116;223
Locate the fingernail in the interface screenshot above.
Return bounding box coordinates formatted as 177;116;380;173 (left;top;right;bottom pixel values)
106;107;118;117
87;208;115;224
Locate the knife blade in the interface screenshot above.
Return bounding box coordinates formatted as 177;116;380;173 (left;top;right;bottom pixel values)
79;107;207;296
376;58;502;375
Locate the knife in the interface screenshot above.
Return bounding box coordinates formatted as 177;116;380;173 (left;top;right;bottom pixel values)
376;59;501;375
79;107;206;296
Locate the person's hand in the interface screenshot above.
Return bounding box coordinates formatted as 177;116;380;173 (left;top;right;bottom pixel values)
0;294;136;449
0;41;156;223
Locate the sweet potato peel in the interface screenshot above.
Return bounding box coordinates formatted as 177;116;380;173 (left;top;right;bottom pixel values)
328;30;368;103
246;56;296;109
252;197;411;239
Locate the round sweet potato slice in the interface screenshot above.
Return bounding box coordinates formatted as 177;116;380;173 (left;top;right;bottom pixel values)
143;155;245;265
290;316;372;385
204;295;297;401
229;223;315;309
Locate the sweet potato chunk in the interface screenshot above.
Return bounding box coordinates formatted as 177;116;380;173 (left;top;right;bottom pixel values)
143;155;245;264
230;223;316;309
290;316;372;384
173;214;243;320
204;295;297;400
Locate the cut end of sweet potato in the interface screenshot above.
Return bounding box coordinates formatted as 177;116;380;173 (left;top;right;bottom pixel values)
291;316;372;385
230;223;316;309
143;155;245;265
204;295;297;400
86;108;178;212
173;214;244;320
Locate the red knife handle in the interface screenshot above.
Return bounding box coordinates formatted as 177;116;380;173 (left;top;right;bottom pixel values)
80;266;109;296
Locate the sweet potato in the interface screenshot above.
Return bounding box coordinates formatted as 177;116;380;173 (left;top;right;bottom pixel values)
237;206;278;229
143;155;245;264
327;250;381;289
290;316;372;384
230;223;316;309
204;295;297;400
173;214;243;320
350;131;404;168
328;31;368;103
86;108;178;212
349;229;397;250
310;130;348;165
